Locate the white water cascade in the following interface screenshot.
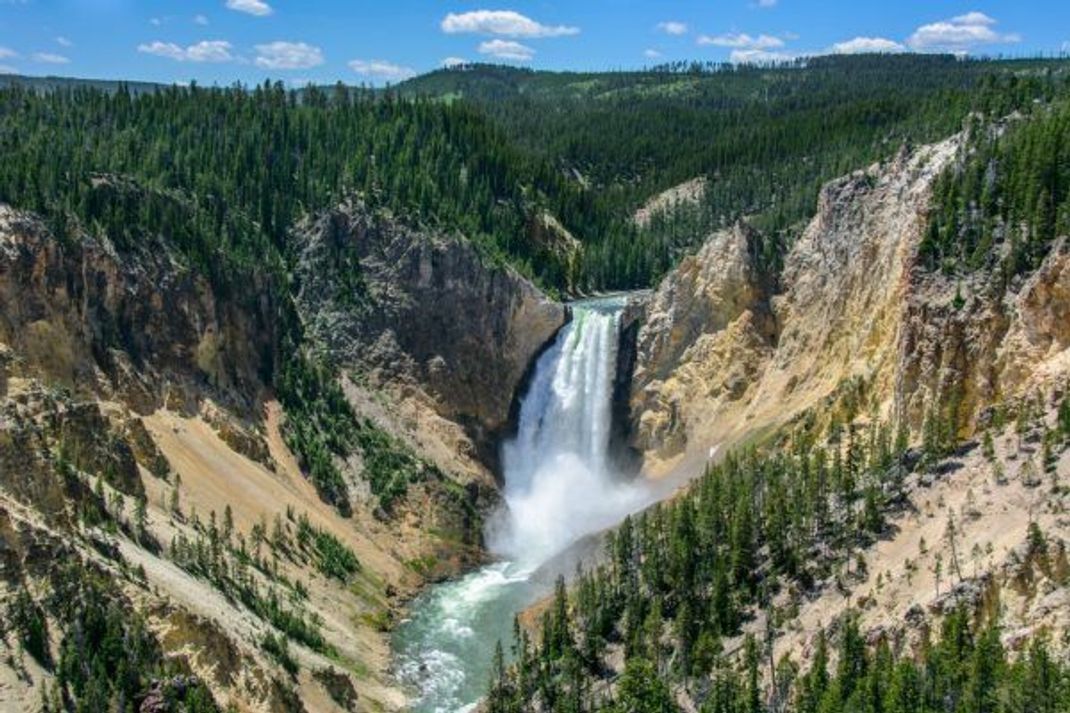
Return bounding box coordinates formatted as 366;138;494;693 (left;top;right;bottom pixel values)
393;296;657;713
490;299;652;565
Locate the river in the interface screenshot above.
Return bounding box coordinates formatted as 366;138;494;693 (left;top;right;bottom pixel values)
392;296;658;712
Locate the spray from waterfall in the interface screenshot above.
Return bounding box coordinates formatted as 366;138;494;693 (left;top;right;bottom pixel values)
488;297;654;568
394;296;657;713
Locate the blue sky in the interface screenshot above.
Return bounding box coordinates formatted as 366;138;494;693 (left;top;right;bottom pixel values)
1;1;1068;86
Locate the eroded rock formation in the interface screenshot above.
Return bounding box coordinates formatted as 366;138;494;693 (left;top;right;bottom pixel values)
632;137;1070;472
0;196;566;711
0;205;276;415
292;200;566;453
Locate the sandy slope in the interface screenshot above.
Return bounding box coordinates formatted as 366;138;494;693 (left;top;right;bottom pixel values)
766;414;1070;669
139;404;418;709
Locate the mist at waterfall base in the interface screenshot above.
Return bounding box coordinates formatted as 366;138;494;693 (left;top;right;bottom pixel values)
393;297;660;713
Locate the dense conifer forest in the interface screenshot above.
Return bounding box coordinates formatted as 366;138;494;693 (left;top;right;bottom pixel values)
484;398;1070;712
923;100;1070;280
0;81;587;289
400;55;1070;285
2;55;1069;294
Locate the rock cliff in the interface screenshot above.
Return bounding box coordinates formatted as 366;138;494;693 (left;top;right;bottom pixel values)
631;222;777;458
292;200;566;463
0;197;565;711
0;205;275;415
632;136;1070;472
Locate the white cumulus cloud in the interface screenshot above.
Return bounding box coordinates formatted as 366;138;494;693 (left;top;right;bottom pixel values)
56;36;73;47
644;49;662;59
954;11;996;26
0;47;17;60
32;52;69;64
226;0;273;18
194;14;209;26
442;10;577;38
349;59;416;82
478;39;535;61
907;11;1019;51
831;36;906;54
697;32;784;49
656;21;687;36
137;40;234;63
254;41;324;70
442;56;468;68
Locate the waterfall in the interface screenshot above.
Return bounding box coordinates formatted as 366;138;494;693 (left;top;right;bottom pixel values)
394;296;654;713
490;298;648;566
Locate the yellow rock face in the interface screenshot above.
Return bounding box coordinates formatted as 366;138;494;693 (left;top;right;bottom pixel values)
632;136;1070;476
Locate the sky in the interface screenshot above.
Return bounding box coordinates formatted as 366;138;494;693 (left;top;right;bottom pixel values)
0;1;1068;86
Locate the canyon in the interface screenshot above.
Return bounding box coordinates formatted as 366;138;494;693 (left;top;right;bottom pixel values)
0;126;1068;713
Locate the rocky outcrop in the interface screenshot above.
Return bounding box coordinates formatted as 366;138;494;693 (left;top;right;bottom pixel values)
527;211;582;292
0;384;155;527
897;237;1070;433
0;205;275;416
1001;239;1070;380
140;676;206;713
630;221;778;459
608;296;648;474
292;200;566;453
631;136;1070;470
633;177;708;228
635;222;775;383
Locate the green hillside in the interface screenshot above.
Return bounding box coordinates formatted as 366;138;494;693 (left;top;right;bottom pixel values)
400;56;1070;286
3;55;1070;294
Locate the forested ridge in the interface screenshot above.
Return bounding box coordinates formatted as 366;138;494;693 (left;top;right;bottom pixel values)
485;398;1070;712
2;55;1070;295
923;99;1070;282
401;55;1070;286
0;81;590;290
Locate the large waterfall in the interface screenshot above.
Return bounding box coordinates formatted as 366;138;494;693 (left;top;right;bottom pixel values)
394;296;655;713
490;300;650;565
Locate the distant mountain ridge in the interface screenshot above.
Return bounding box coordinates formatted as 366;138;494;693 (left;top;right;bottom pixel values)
0;73;167;94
